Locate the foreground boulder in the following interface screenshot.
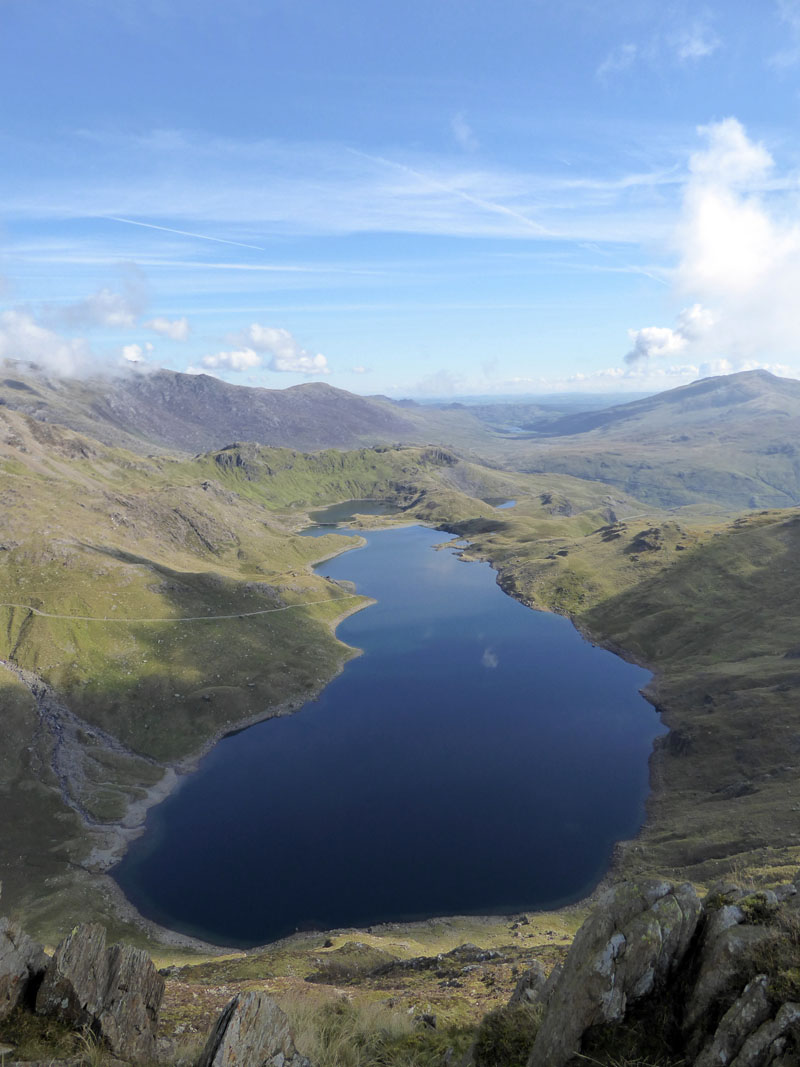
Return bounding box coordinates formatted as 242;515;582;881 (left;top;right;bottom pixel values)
35;923;164;1063
528;880;701;1067
198;991;313;1067
504;873;800;1066
0;918;49;1021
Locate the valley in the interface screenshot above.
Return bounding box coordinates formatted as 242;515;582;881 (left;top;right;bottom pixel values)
3;364;800;1062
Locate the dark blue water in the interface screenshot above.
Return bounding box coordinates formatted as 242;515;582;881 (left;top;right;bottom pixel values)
114;525;663;947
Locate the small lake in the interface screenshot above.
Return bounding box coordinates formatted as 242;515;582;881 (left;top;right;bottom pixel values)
306;498;400;529
114;522;664;947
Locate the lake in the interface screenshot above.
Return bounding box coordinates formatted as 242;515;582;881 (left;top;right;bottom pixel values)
114;521;663;947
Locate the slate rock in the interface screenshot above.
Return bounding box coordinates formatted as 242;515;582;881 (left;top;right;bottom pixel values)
0;917;49;1021
695;975;773;1067
36;923;164;1063
730;1002;800;1067
684;921;775;1041
197;991;313;1067
527;880;701;1067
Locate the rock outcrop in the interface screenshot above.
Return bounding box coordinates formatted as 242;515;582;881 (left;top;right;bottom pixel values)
519;876;800;1067
0;918;48;1021
528;880;701;1067
198;991;313;1067
508;961;549;1007
35;923;164;1063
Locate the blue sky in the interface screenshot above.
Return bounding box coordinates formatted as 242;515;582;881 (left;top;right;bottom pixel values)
2;0;800;395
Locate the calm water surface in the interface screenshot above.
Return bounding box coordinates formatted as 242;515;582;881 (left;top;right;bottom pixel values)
114;522;663;946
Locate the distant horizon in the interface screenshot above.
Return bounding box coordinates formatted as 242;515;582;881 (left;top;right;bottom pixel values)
5;355;789;411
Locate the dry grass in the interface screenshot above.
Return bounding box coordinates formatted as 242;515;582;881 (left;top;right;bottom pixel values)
281;990;473;1067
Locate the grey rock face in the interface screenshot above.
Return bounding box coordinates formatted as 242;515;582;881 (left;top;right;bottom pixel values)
0;917;49;1021
695;975;773;1067
684;918;775;1039
35;923;164;1063
730;1002;800;1067
508;962;548;1006
527;880;701;1067
198;991;313;1067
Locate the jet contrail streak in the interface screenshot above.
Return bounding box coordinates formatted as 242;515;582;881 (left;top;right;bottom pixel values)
348;148;556;238
104;216;266;251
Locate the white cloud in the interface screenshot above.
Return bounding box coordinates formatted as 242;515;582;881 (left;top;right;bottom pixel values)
233;324;330;375
451;113;479;152
625;303;715;363
351;365;369;374
0;310;92;376
481;648;498;669
622;118;800;369
625;324;688;363
687;118;771;187
144;315;190;341
121;341;154;363
202;347;263;372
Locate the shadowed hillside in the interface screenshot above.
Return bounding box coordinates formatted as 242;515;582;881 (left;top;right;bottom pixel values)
0;367;490;455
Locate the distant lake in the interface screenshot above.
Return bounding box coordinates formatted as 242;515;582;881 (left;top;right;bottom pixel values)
307;498;400;526
114;522;663;947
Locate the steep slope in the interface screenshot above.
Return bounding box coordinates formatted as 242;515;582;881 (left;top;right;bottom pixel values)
0;366;490;455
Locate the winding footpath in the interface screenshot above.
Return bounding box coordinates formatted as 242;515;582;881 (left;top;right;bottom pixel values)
0;593;360;624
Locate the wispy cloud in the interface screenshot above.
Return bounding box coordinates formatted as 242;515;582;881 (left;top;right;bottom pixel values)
675;25;720;61
1;131;680;245
451;112;479;152
45;266;147;328
144;315;190;340
597;42;638;81
598;13;720;81
771;0;800;66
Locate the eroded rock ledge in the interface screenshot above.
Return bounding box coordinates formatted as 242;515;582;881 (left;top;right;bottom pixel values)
6;872;800;1066
469;873;800;1067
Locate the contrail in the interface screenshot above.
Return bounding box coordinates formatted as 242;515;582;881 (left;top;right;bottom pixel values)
348;147;556;238
348;149;669;286
104;216;267;251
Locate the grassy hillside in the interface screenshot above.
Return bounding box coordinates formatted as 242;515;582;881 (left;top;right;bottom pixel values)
2;407;636;942
4;388;800;950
